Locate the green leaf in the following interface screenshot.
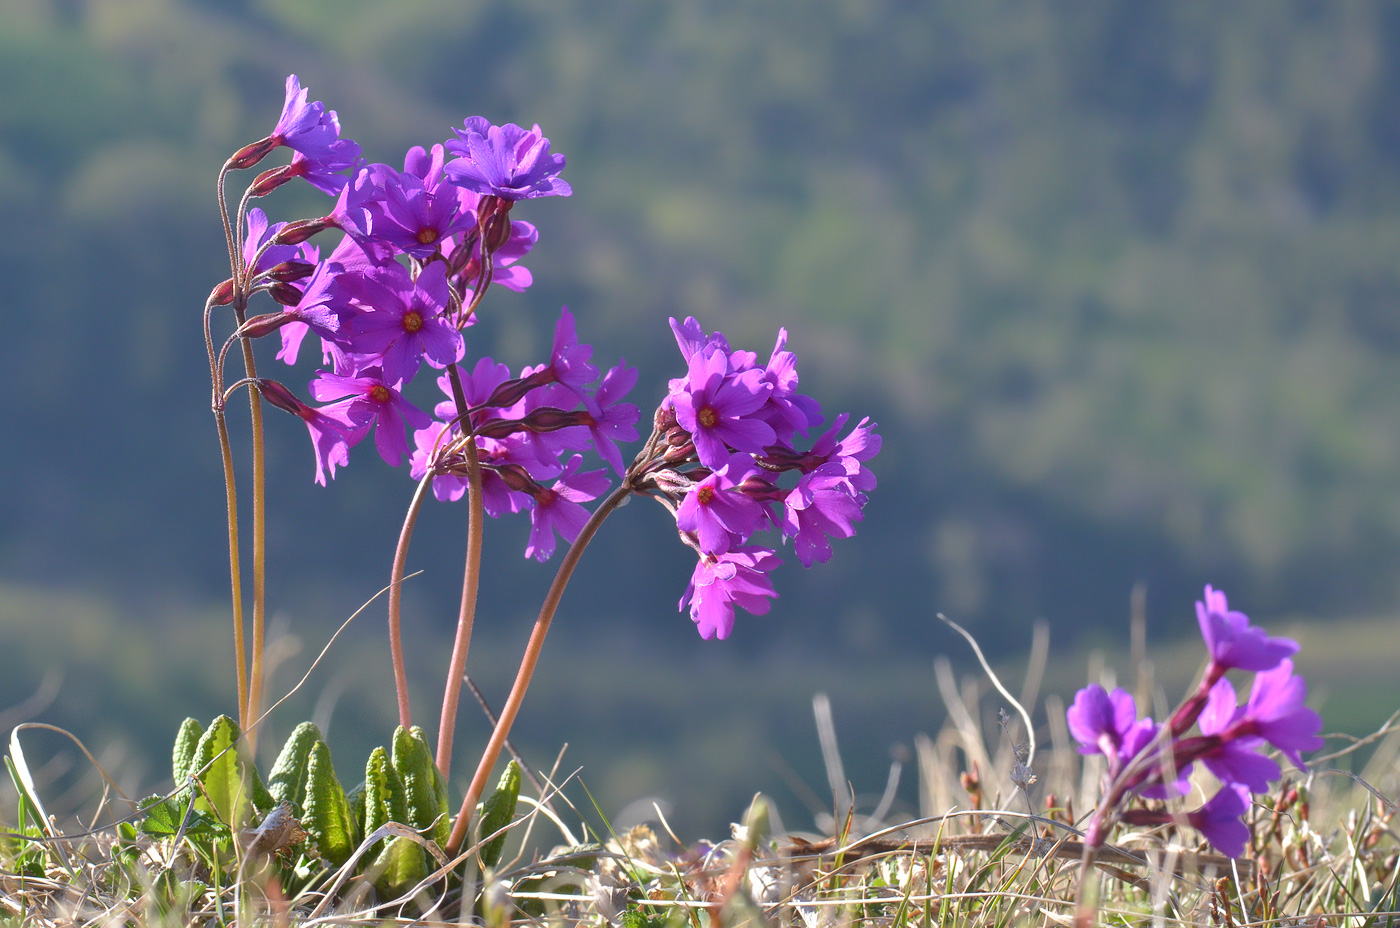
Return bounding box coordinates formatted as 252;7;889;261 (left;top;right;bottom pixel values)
345;781;365;847
267;721;323;816
477;760;521;869
302;739;353;867
390;725;449;849
369;834;428;899
172;718;204;790
188;715;272;826
362;746;408;845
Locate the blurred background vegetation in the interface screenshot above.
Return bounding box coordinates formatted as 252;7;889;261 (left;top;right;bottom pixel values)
5;0;1400;837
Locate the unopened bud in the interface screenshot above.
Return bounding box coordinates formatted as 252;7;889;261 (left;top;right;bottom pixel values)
251;164;296;198
492;463;540;495
235;312;295;339
474;417;526;440
210;278;236;306
484;213;512;253
228;136;278;171
521;406;590;432
476;195;507;225
483;369;554;410
263;260;315;283
257;379;309;417
268;282;303;306
275;218;335;246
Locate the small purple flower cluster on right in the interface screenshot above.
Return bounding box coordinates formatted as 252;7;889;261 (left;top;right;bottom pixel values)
1068;586;1323;858
626;318;879;640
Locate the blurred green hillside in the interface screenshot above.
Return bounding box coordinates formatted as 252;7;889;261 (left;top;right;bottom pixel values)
8;1;1400;642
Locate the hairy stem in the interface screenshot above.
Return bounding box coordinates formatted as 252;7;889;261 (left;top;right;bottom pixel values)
435;362;484;778
235;324;267;753
445;484;631;855
214;409;248;729
389;474;435;729
435;435;484;778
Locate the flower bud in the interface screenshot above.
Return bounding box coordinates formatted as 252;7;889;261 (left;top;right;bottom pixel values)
268;282;304;306
483;213;512;253
483;368;554;409
275;218;335;246
235;312;295;339
251;164;296;198
264;260;316;283
474;417;526;439
257;379;309;417
210;278;236;306
520;406;590;432
492;463;541;495
228;136;278;171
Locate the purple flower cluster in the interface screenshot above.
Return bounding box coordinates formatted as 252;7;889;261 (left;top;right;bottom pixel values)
625;318;880;639
230;75;877;639
1068;586;1323;858
235;77;630;556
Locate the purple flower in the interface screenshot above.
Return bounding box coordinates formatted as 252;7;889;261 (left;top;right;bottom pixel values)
669;316;733;367
783;463;867;567
309;367;430;467
1068;685;1140;759
340;262;463;385
547;307;599;400
680;547;782;640
410;421;469;502
271;75;342;160
242;208;299;277
584;360;640;476
366;154;472;259
671;349;775;469
1197;585;1298;673
524;455;610;561
676;454;768;555
299;406;362;486
1188;785;1252;858
445;117;571;200
1196;678;1280;792
757;328;824;440
268;76;362;196
1241;659;1325;769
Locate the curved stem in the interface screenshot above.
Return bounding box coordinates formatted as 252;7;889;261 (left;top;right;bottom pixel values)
435;435;484;778
389;474;435;729
445;484;632;855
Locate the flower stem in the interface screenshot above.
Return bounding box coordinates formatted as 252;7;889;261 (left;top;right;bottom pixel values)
214;409;249;729
445;484;631;855
435;435;484;778
436;362;485;779
235;323;268;753
389;474;435;730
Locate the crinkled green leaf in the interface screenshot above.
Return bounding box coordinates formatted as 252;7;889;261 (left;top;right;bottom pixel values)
369;833;428;899
172;718;204;791
362;746;408;846
477;760;521;869
345;780;365;847
188;715;272;826
390;725;449;849
267;721;323;816
303;739;353;867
